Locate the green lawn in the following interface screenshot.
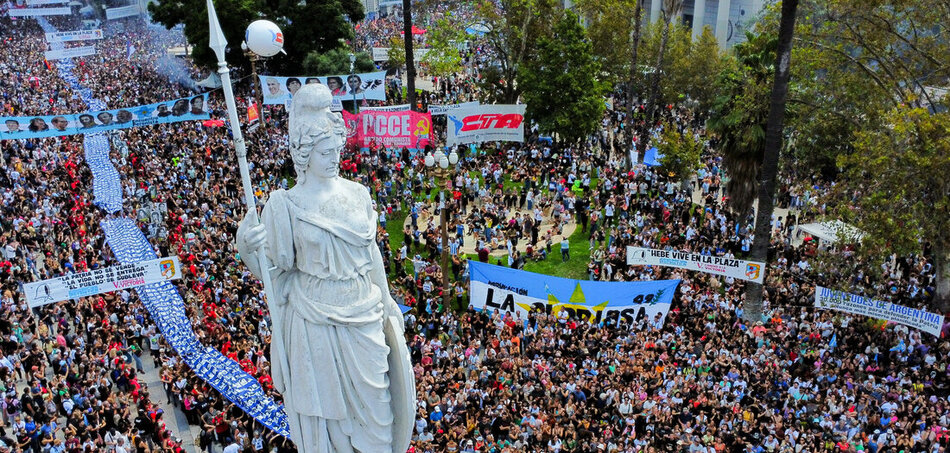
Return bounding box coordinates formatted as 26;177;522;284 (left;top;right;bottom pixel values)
523;225;591;280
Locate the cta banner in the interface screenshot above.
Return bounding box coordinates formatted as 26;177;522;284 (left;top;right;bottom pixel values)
0;93;210;140
45;29;103;43
105;4;140;20
342;110;432;150
429;101;479;116
626;247;765;284
469;261;680;329
815;286;944;337
23;257;182;308
446;104;526;146
7;6;71;16
44;45;97;60
258;71;387;105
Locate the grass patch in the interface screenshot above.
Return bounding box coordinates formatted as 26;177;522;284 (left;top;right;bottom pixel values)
523;226;591;280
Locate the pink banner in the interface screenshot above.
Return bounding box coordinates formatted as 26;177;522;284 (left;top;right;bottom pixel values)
343;110;432;150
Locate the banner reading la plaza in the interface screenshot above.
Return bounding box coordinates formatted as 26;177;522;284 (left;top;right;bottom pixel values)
626;246;766;284
815;286;945;337
469;261;679;329
446;104;526;146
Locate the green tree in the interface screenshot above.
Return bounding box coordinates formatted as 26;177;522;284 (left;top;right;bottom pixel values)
149;0;364;73
784;0;950;174
573;0;638;85
387;35;406;69
518;10;607;144
475;0;557;103
657;123;703;183
302;49;375;76
419;18;465;78
838;106;950;311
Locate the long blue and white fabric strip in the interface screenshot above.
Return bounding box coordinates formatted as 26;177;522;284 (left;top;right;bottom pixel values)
37;17;291;437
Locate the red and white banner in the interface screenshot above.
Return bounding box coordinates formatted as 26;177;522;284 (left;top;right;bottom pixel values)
446;104;526;146
343;110;432;150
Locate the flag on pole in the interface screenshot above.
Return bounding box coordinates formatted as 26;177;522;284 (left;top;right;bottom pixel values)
247;101;259;123
44;59;53;71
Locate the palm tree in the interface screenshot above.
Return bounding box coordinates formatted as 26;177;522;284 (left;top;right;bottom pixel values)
743;0;800;323
625;0;644;164
636;0;684;163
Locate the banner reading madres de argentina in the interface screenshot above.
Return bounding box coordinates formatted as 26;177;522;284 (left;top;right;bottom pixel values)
446;104;526;146
258;71;387;105
469;262;680;328
0;93;210;140
815;286;945;337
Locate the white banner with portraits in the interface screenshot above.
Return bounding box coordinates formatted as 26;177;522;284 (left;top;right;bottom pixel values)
258;71;387;105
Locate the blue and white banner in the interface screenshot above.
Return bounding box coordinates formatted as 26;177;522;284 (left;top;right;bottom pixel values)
468;261;679;329
0;93;210;140
36;15;291;437
815;286;945;337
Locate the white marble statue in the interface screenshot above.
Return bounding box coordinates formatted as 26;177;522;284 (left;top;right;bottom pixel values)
236;83;414;453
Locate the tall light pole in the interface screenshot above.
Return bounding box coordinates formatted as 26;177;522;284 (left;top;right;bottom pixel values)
424;149;458;310
349;52;359;114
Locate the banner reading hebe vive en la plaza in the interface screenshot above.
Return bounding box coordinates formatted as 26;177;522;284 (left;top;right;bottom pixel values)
342;110;432;151
469;261;679;329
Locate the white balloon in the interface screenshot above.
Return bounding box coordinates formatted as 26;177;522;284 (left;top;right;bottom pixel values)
245;20;284;57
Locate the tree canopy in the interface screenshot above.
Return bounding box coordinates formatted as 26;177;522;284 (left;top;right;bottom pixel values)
517;10;607;144
149;0;364;73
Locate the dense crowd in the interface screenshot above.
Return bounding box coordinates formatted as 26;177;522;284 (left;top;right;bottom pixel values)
0;11;948;453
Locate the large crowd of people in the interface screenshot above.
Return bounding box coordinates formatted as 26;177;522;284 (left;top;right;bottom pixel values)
0;9;947;453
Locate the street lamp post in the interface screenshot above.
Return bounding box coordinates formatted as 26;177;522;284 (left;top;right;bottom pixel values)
424;149;458;310
349;52;359;114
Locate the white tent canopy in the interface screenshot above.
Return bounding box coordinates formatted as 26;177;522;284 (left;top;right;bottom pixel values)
797;220;864;244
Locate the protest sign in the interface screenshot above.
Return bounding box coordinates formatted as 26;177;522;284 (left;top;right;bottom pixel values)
626;246;765;284
7;6;70;16
362;104;410;112
815;286;944;337
446;104;526;146
105;4;140;20
23;257;182;308
45;29;103;43
258;71;387;105
44;45;97;60
0;93;210;140
428;101;479;116
469;261;680;329
343;110;432;150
